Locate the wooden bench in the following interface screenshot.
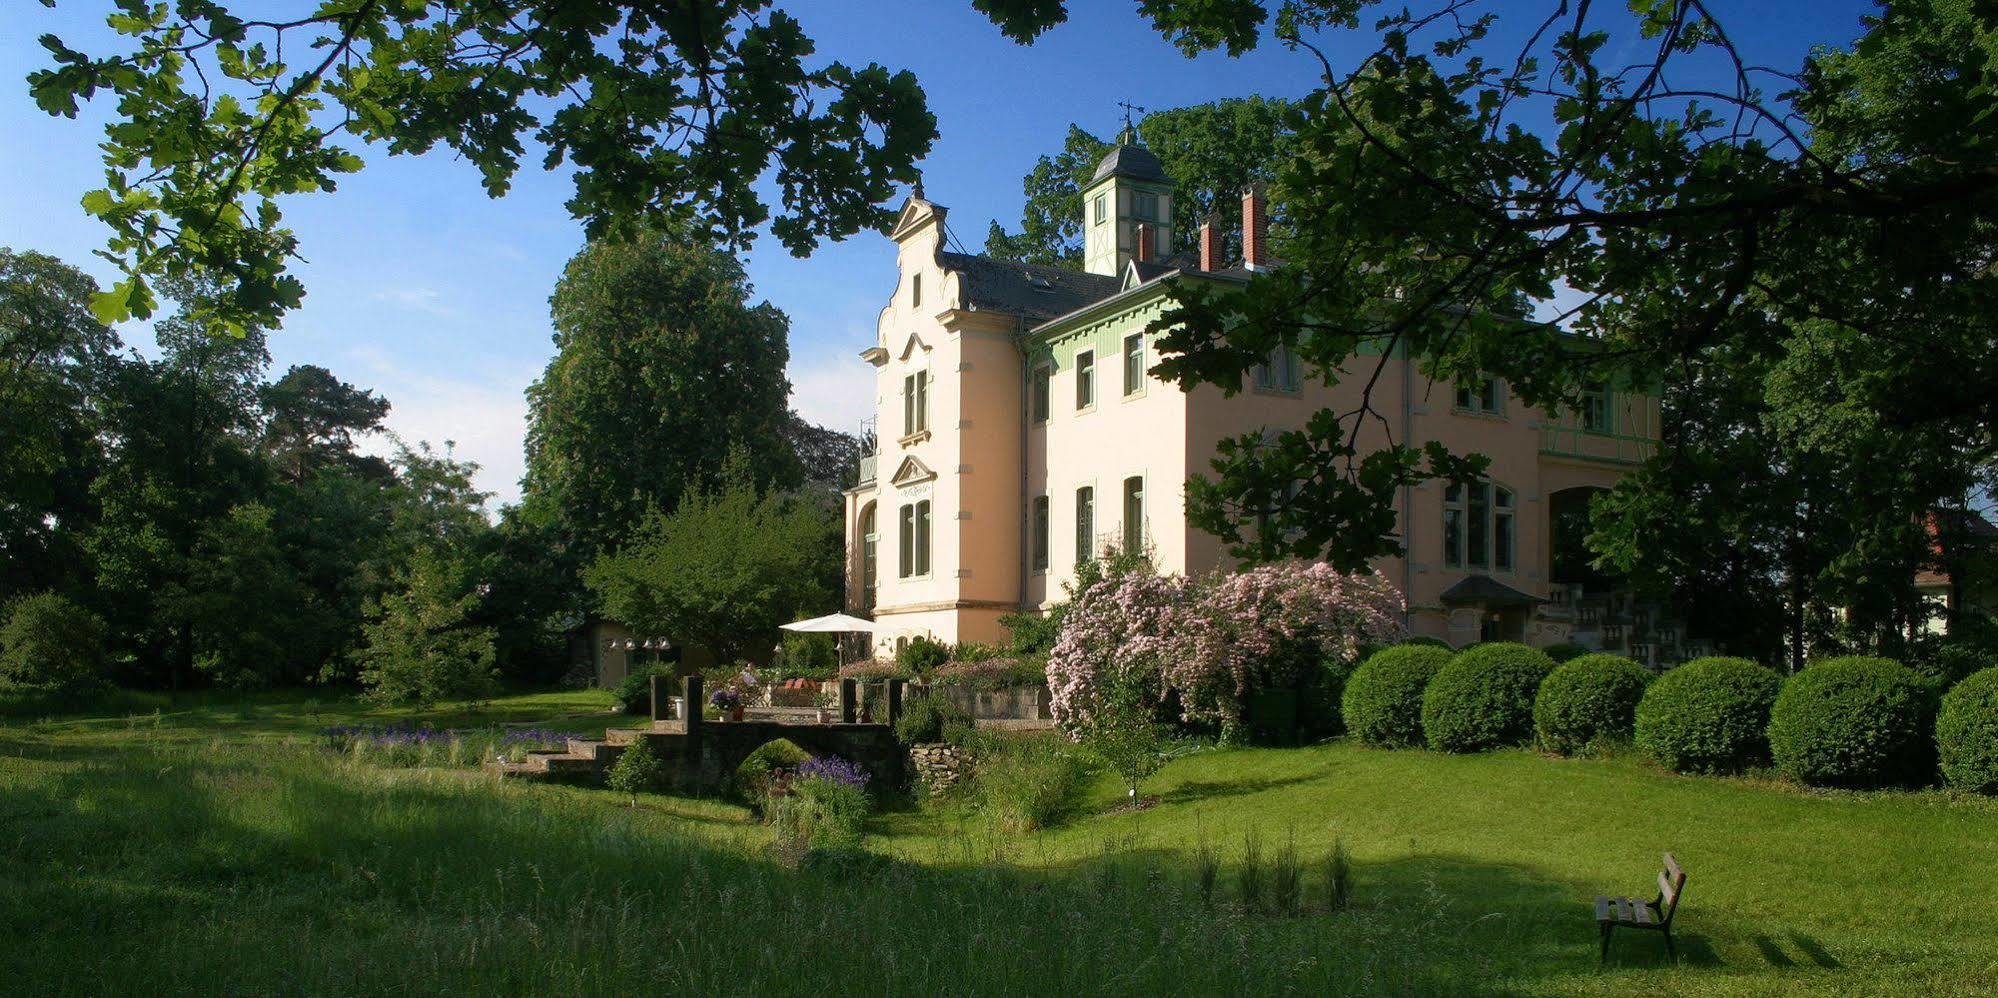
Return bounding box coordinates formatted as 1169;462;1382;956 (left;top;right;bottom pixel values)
1595;853;1686;963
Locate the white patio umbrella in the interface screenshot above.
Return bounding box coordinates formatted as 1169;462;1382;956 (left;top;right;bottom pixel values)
779;612;880;634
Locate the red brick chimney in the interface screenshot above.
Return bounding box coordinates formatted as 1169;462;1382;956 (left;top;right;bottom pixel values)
1199;214;1223;272
1242;183;1269;270
1133;222;1154;264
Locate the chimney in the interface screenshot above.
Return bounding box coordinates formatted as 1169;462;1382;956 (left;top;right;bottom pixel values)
1133;222;1154;264
1198;214;1223;272
1242;183;1269;270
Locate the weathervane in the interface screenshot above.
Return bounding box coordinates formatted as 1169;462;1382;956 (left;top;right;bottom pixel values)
1117;100;1147;134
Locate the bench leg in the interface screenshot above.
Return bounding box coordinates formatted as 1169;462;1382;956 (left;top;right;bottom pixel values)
1663;928;1676;963
1599;924;1613;965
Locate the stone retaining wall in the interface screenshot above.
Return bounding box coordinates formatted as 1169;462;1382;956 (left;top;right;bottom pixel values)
908;742;967;796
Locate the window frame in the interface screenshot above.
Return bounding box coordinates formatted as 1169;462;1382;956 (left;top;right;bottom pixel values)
1075;485;1095;567
1580;381;1612;434
1031;495;1050;573
1074;349;1096;411
911;273;922;309
1121;333;1145;397
1253;344;1303;394
1442;480;1516;572
1121;475;1145;555
1031;364;1052;423
1454;375;1503;415
1092;193;1108;226
1134;191;1158;222
902;370;929;437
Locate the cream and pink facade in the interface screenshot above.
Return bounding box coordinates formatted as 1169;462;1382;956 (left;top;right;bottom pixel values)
842;138;1659;656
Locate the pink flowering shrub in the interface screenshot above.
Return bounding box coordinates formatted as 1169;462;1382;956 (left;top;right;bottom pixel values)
1048;559;1406;733
1169;561;1405;727
1046;570;1192;731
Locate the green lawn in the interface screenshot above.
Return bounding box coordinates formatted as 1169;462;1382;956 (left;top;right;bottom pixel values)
2;689;1993;996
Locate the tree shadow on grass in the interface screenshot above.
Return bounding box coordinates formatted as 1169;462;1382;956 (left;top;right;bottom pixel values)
1155;769;1332;806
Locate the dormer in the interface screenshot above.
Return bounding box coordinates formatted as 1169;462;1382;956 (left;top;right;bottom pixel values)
1082;127;1175;277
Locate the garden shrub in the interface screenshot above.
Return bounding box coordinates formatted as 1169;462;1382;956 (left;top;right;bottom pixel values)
734;738;811;801
1534;653;1652;755
611;663;670;714
606;737;663;805
776;632;838;680
968;733;1086;833
894;693;974;745
1768;657;1935;788
1421;643;1557;753
935;655;1047;690
1341;645;1451;747
896;636;951;678
771;756;871;851
1541;642;1590;664
0;592;110;698
1634;656;1783;774
1936;667;1998;794
1298;656;1353;737
1399;635;1452;649
1909;641;1995;694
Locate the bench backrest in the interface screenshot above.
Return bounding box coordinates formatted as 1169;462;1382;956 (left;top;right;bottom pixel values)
1656;852;1687;926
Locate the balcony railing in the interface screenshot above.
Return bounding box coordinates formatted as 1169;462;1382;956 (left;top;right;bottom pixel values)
856;452;877;486
1539;423;1657;465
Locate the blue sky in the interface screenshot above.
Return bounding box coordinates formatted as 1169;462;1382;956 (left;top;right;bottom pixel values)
0;1;1875;507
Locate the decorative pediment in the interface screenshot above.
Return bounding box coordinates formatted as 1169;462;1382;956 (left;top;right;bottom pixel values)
889;455;937;487
898;332;931;362
889;196;947;242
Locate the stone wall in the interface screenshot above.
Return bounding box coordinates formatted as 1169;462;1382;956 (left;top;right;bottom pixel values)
911;683;1049;721
908;742;967;796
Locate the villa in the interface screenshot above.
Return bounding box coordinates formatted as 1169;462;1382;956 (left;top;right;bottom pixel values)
842;131;1667;657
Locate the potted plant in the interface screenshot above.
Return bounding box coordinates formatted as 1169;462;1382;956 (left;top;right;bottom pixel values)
710;686;745;722
813;683;836;724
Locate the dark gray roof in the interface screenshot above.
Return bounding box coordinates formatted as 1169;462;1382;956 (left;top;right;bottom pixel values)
1091;143;1171;185
939;252;1121;324
1438;574;1545;608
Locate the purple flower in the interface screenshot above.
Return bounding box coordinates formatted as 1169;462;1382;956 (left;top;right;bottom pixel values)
709;687;743;709
795;755;870;788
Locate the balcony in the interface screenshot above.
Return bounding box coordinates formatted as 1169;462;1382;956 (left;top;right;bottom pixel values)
856;452;877;487
1539;424;1657;465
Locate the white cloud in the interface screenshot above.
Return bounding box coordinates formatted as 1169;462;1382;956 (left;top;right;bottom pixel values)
788;339;877;434
347;346;535;510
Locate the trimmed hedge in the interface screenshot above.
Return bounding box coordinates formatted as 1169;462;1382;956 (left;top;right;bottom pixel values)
1534;653;1652;755
1342;645;1451;748
1768;656;1934;788
894;692;974;745
1399;636;1453;650
1422;643;1558;753
1937;667;1998;794
1634;657;1782;774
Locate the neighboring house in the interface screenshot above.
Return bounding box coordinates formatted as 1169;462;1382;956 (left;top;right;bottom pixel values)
565;617;718;689
1915;509;1998;636
841;130;1663;655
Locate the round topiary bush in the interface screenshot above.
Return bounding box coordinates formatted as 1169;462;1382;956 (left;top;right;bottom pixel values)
1534;653;1653;755
1937;667;1998;794
1342;645;1452;748
1768;656;1935;788
1399;635;1453;649
1421;643;1558;753
1634;656;1783;774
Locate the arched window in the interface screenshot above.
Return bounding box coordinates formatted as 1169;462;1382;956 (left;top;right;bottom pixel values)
1444;481;1515;572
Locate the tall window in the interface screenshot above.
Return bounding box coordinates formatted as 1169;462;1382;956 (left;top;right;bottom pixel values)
1135;192;1159;221
1031;496;1050;572
1122;334;1144;396
1092;194;1108;225
1075;486;1095;566
1254;345;1302;392
860;504;878;602
1122;476;1145;554
898;504;914;578
1455;375;1501;414
911;273;922;308
1032;365;1051;422
898;500;931;578
1443;482;1515;572
1075;350;1095;409
1580;381;1611;432
903;371;928;435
